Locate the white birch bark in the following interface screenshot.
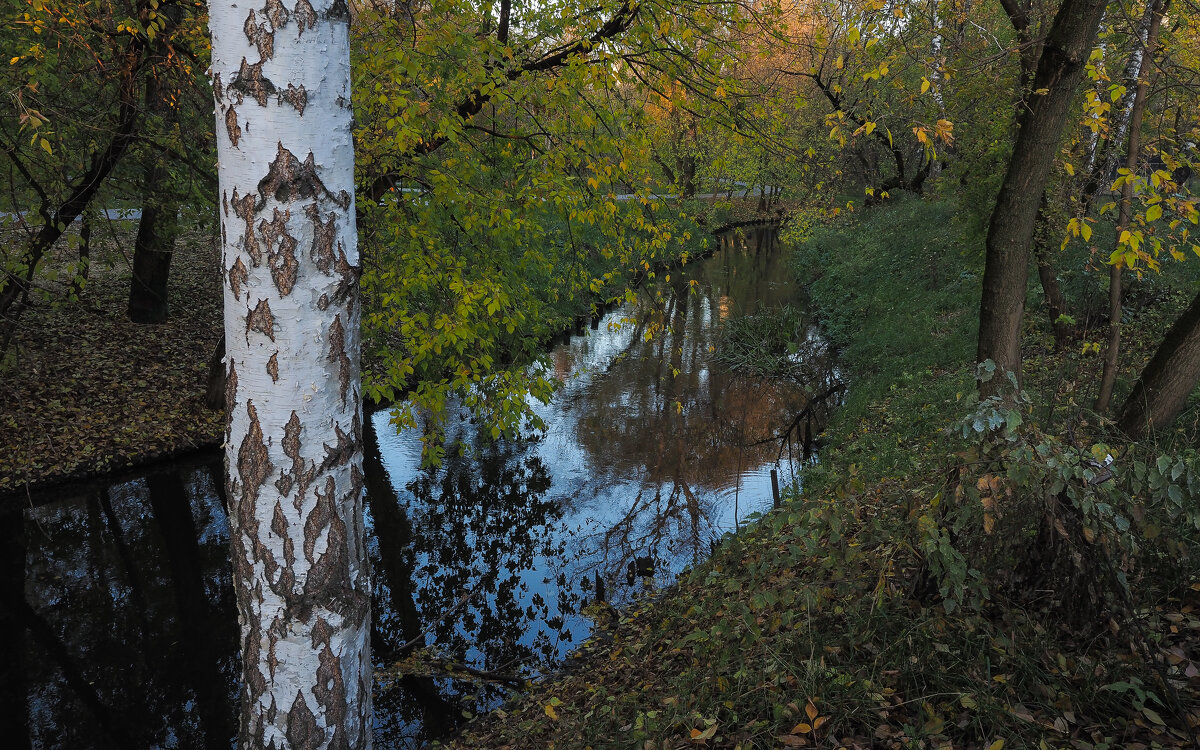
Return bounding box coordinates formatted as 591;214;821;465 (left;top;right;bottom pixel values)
1097;1;1160;179
208;1;371;748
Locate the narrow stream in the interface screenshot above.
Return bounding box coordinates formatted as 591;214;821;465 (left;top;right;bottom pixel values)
1;225;838;749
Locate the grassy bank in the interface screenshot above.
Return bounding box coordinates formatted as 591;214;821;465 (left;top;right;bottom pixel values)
444;197;1200;749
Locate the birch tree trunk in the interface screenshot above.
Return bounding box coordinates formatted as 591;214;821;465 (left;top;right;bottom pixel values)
208;1;371;748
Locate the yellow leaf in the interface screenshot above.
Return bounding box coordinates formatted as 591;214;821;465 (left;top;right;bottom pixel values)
39;137;52;155
1081;222;1092;242
1063;161;1074;176
921;77;930;94
1083;527;1096;543
544;703;558;720
988;741;1006;750
690;724;717;740
790;723;812;734
812;716;828;730
805;701;818;720
1146;204;1162;222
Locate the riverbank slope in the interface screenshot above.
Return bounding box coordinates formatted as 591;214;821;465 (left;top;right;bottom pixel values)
443;197;1200;748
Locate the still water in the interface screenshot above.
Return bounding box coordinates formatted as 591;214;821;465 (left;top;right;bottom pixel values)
1;226;838;748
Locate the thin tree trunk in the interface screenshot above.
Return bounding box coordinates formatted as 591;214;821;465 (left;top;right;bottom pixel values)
71;214;92;299
208;1;371;747
1095;0;1167;414
975;0;1108;396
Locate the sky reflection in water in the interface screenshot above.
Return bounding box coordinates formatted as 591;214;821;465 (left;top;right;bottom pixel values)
5;226;837;749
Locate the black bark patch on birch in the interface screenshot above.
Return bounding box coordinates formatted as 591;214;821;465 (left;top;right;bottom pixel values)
304;482;350;604
294;0;317;33
264;0;289;29
243;9;258;42
237;402;272;515
272;500;296;571
239;625;269;731
317;293;329;311
230;58;277;107
236;402;277;591
281;410;316;509
229;257;249;301
266;616;282;679
319;421;355;473
259;207;299;296
303;476;335;564
243;9;274;61
258;144;347;209
312;619;349;743
267;351;280;382
328;0;350;21
225;361;239;418
224;106;241;148
306;203;337;274
328;314;351;406
231;190;261;265
247;298;277;342
332;243;359;306
283;83;308;116
213;73;224;103
285;690;323;750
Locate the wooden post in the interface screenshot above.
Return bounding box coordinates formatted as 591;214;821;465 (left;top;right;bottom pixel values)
770;468;781;508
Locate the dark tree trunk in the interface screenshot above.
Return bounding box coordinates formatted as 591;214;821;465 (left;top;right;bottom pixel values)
204;333;226;412
127;60;179;325
1033;196;1073;350
975;0;1108;395
1117;290;1200;439
127;168;179;323
71;215;92;299
679;155;696;199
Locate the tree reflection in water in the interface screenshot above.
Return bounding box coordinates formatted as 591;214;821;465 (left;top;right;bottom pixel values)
5;225;838;749
6;461;239;750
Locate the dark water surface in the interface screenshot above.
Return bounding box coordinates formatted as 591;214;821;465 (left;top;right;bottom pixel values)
1;226;838;748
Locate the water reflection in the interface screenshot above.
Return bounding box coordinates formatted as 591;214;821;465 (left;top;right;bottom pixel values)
5;225;838;748
4;461;239;750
